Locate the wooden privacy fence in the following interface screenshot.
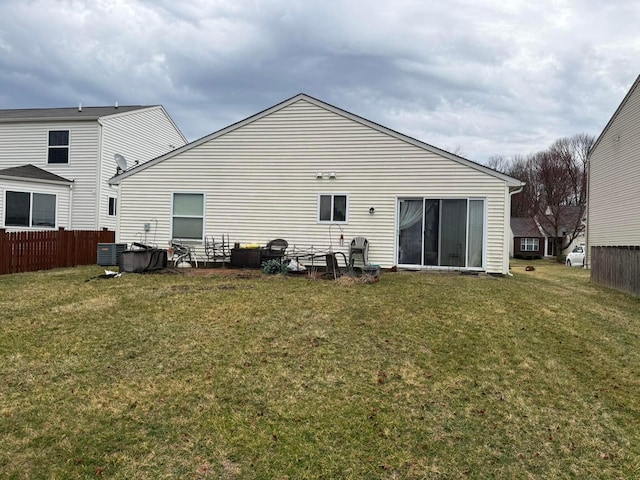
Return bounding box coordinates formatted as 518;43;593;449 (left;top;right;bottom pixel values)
590;246;640;297
0;228;115;275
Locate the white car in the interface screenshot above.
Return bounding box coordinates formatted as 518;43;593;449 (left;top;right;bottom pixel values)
566;245;586;267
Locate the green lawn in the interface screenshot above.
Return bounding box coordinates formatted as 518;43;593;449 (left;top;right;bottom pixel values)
1;261;639;479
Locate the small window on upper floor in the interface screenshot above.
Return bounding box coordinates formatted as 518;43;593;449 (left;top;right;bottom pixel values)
48;130;69;164
108;197;117;216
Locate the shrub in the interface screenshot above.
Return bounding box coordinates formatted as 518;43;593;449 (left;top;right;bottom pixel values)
261;259;288;275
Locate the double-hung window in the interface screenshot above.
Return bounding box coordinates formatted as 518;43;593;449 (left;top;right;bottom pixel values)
172;193;204;240
521;238;539;251
48;130;69;164
318;194;348;223
5;191;56;228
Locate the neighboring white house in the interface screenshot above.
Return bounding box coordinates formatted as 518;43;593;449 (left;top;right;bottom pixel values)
587;75;640;295
0;105;186;232
110;94;523;274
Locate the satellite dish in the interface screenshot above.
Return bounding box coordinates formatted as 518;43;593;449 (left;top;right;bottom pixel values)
114;154;127;172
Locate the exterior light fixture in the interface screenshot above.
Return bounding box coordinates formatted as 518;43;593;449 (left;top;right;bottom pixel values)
369;207;375;214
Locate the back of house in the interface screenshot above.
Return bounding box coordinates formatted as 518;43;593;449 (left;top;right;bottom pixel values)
111;94;523;274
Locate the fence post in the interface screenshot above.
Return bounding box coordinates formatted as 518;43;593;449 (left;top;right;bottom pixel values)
57;227;66;268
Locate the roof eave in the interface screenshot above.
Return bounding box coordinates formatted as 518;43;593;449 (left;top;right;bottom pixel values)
0;116;100;123
0;174;74;186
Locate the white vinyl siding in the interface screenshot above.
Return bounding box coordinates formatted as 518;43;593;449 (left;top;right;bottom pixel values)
115;99;512;273
98;107;187;231
588;79;640;265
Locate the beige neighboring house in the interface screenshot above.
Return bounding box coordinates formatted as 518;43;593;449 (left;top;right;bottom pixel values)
587;75;640;296
111;94;523;274
0;105;186;232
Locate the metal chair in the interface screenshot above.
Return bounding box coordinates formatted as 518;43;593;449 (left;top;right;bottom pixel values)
204;235;230;267
261;239;288;263
349;236;369;267
170;239;198;268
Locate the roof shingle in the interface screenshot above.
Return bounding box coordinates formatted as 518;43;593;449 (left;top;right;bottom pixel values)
0;164;73;183
0;105;153;122
511;217;543;237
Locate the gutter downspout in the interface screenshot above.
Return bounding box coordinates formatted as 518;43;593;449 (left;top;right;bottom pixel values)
96;119;104;230
506;184;525;276
584;155;591;269
68;181;74;228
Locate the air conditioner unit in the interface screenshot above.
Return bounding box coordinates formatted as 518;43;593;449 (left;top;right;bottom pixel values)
97;243;128;266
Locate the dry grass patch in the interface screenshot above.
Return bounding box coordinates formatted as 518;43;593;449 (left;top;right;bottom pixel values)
1;261;639;478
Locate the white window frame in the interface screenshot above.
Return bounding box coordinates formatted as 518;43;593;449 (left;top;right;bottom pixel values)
170;192;205;242
4;190;57;229
317;193;349;224
47;129;70;164
108;197;117;217
395;196;486;270
521;238;539;251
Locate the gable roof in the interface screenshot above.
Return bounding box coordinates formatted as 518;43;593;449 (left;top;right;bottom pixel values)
110;93;524;187
589;75;640;156
511;217;543;237
0;164;73;184
536;206;585;235
0;105;155;123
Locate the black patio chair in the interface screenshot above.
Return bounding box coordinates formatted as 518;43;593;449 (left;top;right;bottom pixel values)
261;239;288;263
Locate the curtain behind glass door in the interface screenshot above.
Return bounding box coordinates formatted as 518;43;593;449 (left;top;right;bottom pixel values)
398;199;423;265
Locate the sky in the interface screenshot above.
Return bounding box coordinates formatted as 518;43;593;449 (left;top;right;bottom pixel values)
0;0;638;163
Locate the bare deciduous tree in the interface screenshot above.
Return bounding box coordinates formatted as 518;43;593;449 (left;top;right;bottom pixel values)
485;154;537;217
487;133;595;261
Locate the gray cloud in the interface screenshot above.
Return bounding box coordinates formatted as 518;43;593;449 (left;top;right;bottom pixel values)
0;0;638;162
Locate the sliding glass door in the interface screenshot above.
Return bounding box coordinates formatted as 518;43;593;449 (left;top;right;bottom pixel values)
397;198;485;269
